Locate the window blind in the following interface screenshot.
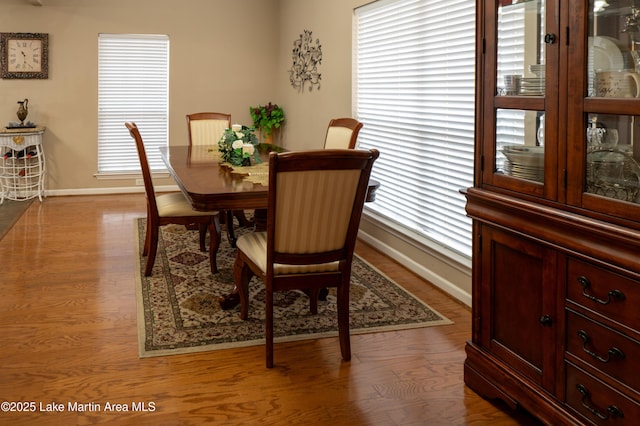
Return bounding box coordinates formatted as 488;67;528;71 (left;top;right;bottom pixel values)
97;34;169;174
355;0;476;257
496;3;527;167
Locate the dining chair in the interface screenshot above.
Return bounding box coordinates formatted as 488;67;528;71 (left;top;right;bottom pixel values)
323;117;364;149
125;122;221;276
318;117;366;301
186;112;232;146
233;148;380;368
186;112;249;245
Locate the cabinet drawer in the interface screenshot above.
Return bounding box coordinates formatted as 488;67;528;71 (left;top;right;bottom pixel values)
0;133;42;151
566;310;640;390
567;258;640;330
566;362;639;425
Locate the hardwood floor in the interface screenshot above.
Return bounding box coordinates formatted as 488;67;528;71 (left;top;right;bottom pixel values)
0;195;542;425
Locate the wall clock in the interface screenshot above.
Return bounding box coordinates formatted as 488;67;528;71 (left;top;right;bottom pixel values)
0;32;49;79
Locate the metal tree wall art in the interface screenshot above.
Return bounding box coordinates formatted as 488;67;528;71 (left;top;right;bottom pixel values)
289;30;322;92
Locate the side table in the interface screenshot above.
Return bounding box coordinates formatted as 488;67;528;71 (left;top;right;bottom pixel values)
0;127;46;203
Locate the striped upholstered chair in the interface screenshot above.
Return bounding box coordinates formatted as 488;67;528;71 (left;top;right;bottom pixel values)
186;112;231;146
323;117;363;149
186;112;250;243
233;148;379;368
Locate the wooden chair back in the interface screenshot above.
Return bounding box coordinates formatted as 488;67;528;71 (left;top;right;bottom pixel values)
323;118;363;149
186;112;232;146
125;122;159;217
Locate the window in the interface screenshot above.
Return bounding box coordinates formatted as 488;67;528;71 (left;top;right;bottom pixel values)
355;0;476;257
97;34;169;174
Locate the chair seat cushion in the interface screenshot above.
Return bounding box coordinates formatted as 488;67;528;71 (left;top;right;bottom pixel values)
237;231;339;275
156;192;215;217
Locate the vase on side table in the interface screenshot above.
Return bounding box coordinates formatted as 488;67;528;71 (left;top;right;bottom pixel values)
17;99;29;126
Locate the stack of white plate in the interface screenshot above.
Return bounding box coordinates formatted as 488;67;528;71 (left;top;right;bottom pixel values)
522;64;545;95
502;145;544;182
520;77;545;95
529;64;545;77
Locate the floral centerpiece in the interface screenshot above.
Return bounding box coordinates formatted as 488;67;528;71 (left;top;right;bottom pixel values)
217;124;261;166
249;102;285;140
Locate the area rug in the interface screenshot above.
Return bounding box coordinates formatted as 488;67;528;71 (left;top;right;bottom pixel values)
0;199;33;241
134;218;452;358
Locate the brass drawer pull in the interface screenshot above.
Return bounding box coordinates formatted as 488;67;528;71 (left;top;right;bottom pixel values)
577;330;625;363
576;384;624;420
577;276;625;305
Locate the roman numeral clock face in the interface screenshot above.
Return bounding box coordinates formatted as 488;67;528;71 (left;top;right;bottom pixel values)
8;39;42;72
0;32;49;79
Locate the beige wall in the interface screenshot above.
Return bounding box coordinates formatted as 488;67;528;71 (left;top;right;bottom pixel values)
1;0;280;191
1;0;471;304
276;0;366;149
0;0;367;190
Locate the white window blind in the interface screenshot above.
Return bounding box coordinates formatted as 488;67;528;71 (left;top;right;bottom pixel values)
98;34;169;174
355;0;476;257
496;3;527;166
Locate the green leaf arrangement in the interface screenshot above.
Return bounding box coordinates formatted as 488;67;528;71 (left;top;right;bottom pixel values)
249;102;285;138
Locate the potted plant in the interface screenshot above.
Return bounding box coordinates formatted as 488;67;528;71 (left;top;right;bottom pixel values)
249;102;285;144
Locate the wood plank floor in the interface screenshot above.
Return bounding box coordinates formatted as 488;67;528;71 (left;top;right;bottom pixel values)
0;194;542;425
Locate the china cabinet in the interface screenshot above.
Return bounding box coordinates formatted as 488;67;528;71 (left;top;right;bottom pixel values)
0;127;45;202
464;1;640;424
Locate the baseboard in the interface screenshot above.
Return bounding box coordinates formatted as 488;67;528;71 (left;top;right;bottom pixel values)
358;228;472;307
45;185;179;197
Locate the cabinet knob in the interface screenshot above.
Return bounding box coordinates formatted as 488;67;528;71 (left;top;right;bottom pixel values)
539;315;553;326
544;33;556;44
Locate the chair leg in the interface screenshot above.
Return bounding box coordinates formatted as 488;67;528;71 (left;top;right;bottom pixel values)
302;288;326;313
143;208;152;257
266;285;274;368
308;288;320;315
144;225;160;277
336;281;351;362
234;255;254;321
234;210;253;227
143;223;151;256
208;215;221;274
198;223;207;252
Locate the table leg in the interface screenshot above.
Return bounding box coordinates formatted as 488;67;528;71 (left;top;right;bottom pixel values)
253;208;267;231
226;210;237;247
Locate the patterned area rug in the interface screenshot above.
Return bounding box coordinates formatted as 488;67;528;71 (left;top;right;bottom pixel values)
134;218;452;357
0;199;33;241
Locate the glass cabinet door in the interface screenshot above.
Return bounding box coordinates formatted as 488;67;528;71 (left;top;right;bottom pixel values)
486;0;558;199
568;1;640;216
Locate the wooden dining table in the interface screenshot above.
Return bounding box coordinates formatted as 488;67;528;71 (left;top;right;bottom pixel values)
159;144;284;212
160;144;380;213
159;143;380;309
